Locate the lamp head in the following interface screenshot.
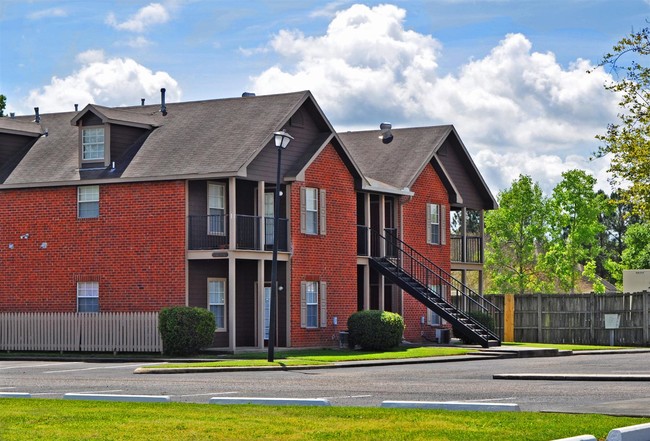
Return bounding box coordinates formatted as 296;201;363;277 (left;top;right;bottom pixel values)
274;130;294;149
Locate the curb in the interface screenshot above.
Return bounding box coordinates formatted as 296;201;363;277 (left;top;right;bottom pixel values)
133;353;500;374
494;373;650;381
381;400;520;412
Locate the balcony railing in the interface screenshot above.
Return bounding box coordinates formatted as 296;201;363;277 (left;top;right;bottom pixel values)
451;235;483;263
188;215;288;252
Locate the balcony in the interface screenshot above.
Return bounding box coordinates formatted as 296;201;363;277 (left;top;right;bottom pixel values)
188;215;288;252
451;235;482;263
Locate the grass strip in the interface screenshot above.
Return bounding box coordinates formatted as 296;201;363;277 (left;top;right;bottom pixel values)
0;398;647;440
144;347;474;369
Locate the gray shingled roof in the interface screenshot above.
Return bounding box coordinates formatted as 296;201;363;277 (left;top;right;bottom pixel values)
339;125;452;190
0;117;44;137
3;91;310;185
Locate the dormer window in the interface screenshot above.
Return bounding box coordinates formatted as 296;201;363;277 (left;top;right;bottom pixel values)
82;127;105;161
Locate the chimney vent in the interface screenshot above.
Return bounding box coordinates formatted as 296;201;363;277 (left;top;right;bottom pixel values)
34;107;40;124
160;88;167;116
74;104;78;112
141;98;145;106
242;92;256;97
10;113;15;119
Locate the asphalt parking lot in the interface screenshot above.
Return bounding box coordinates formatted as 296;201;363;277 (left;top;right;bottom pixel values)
2;351;650;415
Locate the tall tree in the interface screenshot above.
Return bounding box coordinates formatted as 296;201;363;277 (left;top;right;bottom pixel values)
484;175;547;294
543;170;608;293
0;94;5;117
621;223;650;270
594;28;650;221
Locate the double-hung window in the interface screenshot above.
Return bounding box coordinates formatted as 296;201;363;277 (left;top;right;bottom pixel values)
426;284;442;326
208;183;226;235
78;185;99;219
300;187;326;235
300;280;327;328
82;127;105;161
77;281;99;313
208;279;226;331
426;203;446;245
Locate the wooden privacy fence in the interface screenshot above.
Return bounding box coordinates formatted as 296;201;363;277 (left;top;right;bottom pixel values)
0;312;162;352
490;292;650;346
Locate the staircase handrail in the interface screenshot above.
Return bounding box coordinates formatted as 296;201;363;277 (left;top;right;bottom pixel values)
370;227;500;317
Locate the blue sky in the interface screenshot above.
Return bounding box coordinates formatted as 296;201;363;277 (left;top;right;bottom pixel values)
1;0;649;195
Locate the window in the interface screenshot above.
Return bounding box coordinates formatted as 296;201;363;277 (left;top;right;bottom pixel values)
78;186;99;219
305;281;318;328
77;281;99;313
427;284;441;326
208;279;226;331
426;203;446;245
82;127;105;161
301;281;327;328
208;183;226;235
300;187;326;235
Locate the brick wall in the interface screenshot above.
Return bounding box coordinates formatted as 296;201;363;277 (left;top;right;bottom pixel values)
400;163;451;342
289;144;358;347
0;181;187;312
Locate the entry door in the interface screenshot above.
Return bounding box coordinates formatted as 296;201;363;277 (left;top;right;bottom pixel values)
264;286;271;340
264;192;274;247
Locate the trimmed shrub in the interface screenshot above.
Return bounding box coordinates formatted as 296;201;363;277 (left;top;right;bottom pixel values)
159;307;216;356
468;311;496;333
347;310;404;351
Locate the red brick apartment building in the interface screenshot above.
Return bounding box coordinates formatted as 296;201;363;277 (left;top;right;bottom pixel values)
0;90;499;351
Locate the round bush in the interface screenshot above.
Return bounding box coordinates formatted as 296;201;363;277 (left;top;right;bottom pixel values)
159;307;216;356
347;310;404;351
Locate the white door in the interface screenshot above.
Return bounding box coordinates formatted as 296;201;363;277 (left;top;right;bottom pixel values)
264;192;274;246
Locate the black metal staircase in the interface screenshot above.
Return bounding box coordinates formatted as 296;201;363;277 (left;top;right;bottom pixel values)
368;229;501;348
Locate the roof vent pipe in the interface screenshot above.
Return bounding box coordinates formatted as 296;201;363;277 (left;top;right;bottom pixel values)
34;107;40;124
74;104;78;112
10;113;15;119
141;98;145;106
242;92;256;97
160;88;167;116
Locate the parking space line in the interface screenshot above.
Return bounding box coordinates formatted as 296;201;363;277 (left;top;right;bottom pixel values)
44;362;163;374
0;387;16;390
0;362;81;370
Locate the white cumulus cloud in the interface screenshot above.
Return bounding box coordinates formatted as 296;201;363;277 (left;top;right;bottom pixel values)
106;3;170;33
24;52;181;114
249;3;619;194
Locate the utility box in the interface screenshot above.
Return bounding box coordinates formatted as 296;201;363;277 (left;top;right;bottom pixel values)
436;328;450;344
623;270;650;293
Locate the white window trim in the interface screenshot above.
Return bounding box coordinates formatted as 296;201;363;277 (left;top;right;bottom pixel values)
301;280;327;329
426;203;446;245
77;281;99;313
300;187;326;235
81;126;105;162
208;278;227;332
78;185;100;219
207;182;226;236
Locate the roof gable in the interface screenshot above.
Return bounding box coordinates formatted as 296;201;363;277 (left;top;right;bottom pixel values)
340;125;496;208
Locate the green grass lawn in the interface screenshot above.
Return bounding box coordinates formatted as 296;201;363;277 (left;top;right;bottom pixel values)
0;398;646;440
504;342;635;351
146;346;475;369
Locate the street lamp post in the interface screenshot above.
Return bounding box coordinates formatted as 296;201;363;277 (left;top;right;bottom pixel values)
268;130;293;362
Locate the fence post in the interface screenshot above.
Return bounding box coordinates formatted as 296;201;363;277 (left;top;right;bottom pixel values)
643;291;650;345
590;292;595;345
537;293;542;343
504;294;515;342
